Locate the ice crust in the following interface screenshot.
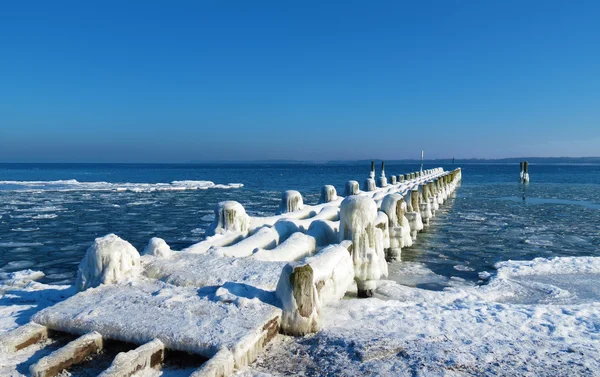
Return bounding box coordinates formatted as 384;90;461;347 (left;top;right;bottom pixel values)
144;251;287;291
245;254;600;377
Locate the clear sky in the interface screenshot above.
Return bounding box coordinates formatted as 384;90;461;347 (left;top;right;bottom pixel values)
1;1;599;162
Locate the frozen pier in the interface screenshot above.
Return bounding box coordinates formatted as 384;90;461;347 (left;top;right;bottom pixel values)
1;164;462;377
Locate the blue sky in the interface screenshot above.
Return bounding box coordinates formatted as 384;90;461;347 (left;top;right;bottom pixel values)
1;1;599;162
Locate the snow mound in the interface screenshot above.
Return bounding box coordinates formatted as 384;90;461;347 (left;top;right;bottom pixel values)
76;234;141;291
142;237;172;258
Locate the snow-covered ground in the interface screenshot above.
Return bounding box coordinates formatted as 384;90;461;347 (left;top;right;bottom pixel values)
242;256;600;377
2;255;600;376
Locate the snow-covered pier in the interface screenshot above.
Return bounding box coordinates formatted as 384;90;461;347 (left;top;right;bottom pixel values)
0;164;462;377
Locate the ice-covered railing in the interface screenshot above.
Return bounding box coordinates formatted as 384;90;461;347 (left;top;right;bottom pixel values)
182;166;454;259
1;164;462;377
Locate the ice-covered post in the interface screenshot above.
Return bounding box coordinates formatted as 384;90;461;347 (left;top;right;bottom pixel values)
377;161;387;187
405;189;424;240
206;201;250;236
390;175;397;185
420;185;432;226
76;234;141;291
519;162;524;182
434;178;443;205
339;196;387;298
399;175;405;183
370;161;375;179
345;180;360;196
319;185;338;204
381;194;412;260
278;190;304;214
522;161;530;183
425;182;437;214
363;178;376;192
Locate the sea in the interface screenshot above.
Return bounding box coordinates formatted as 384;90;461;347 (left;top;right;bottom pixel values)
1;162;599;288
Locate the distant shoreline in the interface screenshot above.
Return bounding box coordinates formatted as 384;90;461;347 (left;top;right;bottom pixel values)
2;157;600;165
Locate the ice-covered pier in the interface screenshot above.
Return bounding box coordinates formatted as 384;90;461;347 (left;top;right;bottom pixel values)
1;164;462;377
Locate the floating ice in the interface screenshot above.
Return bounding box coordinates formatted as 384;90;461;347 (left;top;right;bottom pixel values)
0;180;243;192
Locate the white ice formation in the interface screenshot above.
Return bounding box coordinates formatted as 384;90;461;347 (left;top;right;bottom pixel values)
339;196;387;297
75;234;141;291
276;243;354;335
319;185;338;204
344;180;360;196
142;237;172;258
278;190;304;214
206;201;250;237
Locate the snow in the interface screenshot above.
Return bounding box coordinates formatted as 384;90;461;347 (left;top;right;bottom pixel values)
339;196;387;295
244;255;600;377
252;232;316;262
211;222;296;258
75;234;141;291
143;251;287;291
32;279;282;358
181;232;246;254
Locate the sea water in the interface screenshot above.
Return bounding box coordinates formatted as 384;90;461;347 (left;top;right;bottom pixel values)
0;162;599;287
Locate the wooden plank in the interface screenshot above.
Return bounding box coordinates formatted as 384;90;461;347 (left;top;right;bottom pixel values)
0;322;48;352
29;331;103;377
